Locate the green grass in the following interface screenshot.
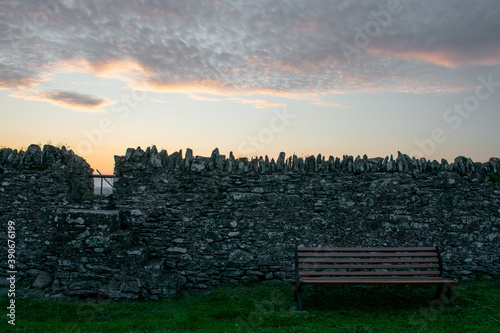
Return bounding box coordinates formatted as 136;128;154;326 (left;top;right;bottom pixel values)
1;278;499;332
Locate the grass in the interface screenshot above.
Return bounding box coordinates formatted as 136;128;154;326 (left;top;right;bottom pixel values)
1;278;499;332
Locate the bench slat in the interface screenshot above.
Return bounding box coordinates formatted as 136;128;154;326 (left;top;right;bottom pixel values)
298;247;436;252
300;270;441;276
298;264;440;270
301;277;457;285
298;252;437;257
299;258;439;264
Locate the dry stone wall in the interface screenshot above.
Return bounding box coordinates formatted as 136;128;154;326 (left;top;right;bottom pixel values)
1;144;499;300
0;145;94;293
112;146;500;299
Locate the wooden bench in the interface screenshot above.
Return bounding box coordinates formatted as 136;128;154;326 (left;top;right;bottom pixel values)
294;246;458;310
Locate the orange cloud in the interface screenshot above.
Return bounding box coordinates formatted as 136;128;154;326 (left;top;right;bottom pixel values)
7;55;346;109
228;97;287;109
144;80;348;108
186;93;224;102
140;80;231;95
247;56;341;73
309;99;347;108
0;79;40;90
367;46;500;67
56;58;151;79
138;80;295;109
0;70;50;90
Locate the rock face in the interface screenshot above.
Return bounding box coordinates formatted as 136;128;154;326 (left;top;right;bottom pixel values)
1;145;500;300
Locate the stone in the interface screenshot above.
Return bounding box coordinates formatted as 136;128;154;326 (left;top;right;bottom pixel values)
487;233;497;241
305;155;316;172
127;248;145;255
228;250;253;265
184;148;193;169
276;152;286;171
131;209;143;216
191;156;209;172
32;271;54;289
167;247;188;254
150;149;162;168
123;280;141;293
252;187;264;193
27;269;40;277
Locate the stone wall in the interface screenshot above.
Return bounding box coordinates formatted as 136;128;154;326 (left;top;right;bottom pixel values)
1;144;499;300
0;144;94;292
111;146;500;299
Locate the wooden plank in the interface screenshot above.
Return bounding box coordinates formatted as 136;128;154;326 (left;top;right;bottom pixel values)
298;264;440;270
298;252;437;258
299;258;439;264
301;277;456;285
302;276;453;281
298;247;436;252
300;271;441;277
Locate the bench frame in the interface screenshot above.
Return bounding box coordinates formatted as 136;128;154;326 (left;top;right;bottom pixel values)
294;246;458;310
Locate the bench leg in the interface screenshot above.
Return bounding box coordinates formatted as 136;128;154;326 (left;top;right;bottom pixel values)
433;285;444;300
445;285;454;304
434;285;454;305
296;285;303;310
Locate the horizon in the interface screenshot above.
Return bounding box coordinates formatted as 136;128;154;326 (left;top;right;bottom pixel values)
1;0;499;174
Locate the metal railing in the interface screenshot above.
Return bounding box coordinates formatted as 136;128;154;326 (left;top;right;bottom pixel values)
91;170;115;195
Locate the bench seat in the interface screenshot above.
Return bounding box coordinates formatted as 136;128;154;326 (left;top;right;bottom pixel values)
294;246;458;310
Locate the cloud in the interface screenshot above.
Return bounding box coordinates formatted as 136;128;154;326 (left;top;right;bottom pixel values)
308;99;348;108
0;0;499;107
11;89;111;111
187;93;224;102
228;97;287;109
40;90;110;108
362;1;500;67
367;46;500;68
0;63;45;89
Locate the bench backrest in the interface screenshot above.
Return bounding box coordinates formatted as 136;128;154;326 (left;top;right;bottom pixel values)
295;247;445;279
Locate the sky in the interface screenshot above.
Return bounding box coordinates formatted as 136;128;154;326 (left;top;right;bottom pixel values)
1;0;499;174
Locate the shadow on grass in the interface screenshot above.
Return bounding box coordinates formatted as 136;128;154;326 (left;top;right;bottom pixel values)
301;284;434;311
